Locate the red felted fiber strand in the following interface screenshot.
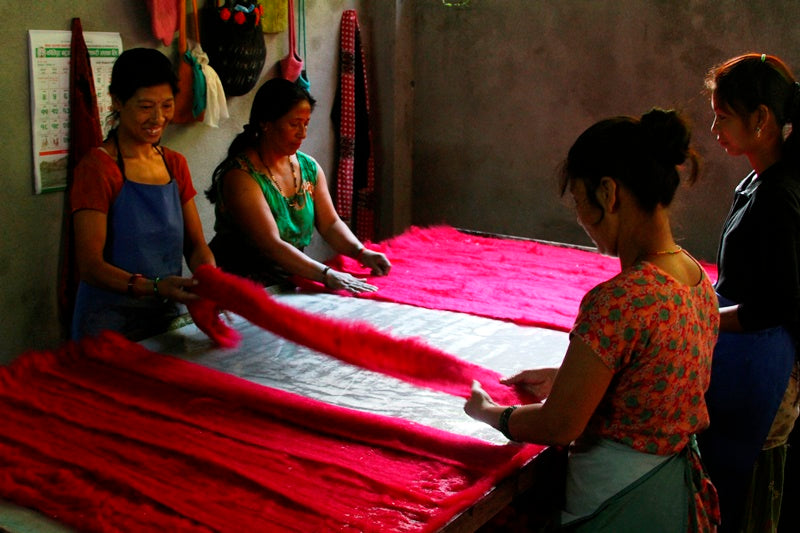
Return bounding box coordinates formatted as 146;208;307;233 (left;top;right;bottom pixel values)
191;264;531;406
0;333;543;532
185;296;242;347
326;225;719;332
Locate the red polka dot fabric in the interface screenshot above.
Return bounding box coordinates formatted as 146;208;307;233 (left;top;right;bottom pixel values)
334;10;376;241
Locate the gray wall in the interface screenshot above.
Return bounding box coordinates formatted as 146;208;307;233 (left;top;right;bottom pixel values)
3;0;800;361
412;0;800;254
0;0;384;360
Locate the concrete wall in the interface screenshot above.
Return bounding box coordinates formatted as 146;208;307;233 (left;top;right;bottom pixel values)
0;0;380;360
412;0;800;254
3;0;800;361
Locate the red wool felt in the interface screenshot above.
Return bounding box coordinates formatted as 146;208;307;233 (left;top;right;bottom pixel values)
186;296;242;348
190;264;530;406
325;225;718;332
0;332;543;532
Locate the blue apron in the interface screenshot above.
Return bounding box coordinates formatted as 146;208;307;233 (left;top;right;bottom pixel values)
697;294;795;532
72;145;184;341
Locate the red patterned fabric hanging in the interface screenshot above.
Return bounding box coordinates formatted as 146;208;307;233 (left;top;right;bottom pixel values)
333;10;376;241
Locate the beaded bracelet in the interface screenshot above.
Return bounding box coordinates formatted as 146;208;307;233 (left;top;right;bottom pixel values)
498;405;519;441
127;273;143;297
321;266;331;288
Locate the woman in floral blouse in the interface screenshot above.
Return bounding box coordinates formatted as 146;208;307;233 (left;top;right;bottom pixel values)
465;109;720;531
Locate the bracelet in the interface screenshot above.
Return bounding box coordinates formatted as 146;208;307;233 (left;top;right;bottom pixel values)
153;276;161;297
127;273;143;297
355;245;366;259
321;266;331;287
498;405;519;441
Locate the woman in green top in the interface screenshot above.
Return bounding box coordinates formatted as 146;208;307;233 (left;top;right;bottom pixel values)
206;79;391;293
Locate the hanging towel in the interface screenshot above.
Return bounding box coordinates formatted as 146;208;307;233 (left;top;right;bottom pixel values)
58;17;103;335
192;41;229;128
147;0;180;46
173;0;206;123
332;10;377;241
260;0;287;33
185;48;207;118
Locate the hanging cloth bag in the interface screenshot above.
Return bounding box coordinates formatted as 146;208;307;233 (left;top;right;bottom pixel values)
193;40;229;127
295;0;310;90
204;0;266;97
278;0;302;82
173;0;206;123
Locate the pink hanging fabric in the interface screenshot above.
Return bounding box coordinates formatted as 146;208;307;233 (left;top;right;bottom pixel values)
320;225;719;332
0;332;543;532
146;0;180;46
333;10;376;241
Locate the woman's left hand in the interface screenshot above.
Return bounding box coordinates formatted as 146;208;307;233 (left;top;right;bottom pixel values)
464;380;499;423
325;269;379;294
358;249;392;276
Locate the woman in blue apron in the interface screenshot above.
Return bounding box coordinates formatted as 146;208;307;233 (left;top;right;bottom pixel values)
70;48;215;341
698;53;800;532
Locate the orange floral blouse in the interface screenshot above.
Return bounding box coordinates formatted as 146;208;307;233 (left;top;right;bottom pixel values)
572;260;720;455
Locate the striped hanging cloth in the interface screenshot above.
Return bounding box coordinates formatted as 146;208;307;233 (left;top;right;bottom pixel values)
333;10;376;241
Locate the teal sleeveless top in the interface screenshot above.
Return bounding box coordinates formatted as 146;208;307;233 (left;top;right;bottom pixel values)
213;151;317;248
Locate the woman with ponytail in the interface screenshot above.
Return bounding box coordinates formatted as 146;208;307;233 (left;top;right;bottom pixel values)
465;109;720;531
206;78;390;293
698;53;800;533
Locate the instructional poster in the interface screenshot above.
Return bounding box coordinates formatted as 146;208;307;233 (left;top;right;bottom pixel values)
28;30;122;194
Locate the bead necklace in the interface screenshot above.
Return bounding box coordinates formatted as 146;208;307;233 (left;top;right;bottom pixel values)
263;156;297;196
260;153;304;209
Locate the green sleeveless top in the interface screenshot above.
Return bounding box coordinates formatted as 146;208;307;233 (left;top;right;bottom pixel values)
213;151;318;248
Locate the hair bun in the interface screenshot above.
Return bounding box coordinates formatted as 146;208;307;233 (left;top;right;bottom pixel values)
639;108;691;167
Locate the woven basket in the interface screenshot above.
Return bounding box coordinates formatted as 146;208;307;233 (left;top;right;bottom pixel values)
203;0;266;97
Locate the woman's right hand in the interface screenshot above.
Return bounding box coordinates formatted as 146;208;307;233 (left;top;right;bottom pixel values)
324;269;378;294
153;275;202;304
501;368;559;402
358;250;392;276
